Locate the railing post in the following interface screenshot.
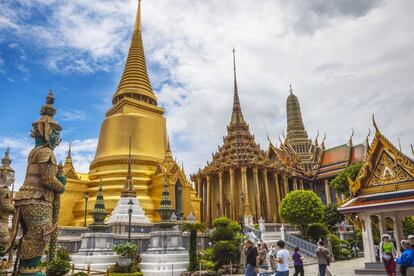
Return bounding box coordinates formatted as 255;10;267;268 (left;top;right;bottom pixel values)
280;224;285;241
71;263;75;275
87;263;91;276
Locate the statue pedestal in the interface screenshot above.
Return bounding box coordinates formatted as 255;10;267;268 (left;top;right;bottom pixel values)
71;230;118;271
140;223;188;276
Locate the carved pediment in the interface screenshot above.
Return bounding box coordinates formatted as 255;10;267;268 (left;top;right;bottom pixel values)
366;151;413;187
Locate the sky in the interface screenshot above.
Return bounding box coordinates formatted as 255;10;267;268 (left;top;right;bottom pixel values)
0;0;413;188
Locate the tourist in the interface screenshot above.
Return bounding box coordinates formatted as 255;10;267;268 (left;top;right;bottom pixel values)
396;240;414;276
316;241;330;276
258;243;269;269
275;240;289;276
379;234;397;276
409;235;414;250
292;247;305;276
269;244;278;271
244;240;259;276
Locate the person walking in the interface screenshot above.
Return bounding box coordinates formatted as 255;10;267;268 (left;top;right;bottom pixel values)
258;243;269;269
396;240;414;276
292;247;305;276
316;241;331;276
380;234;397;276
244;240;259;276
269;244;278;271
275;240;289;276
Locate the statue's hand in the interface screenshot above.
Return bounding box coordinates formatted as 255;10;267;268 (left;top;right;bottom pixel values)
57;175;66;193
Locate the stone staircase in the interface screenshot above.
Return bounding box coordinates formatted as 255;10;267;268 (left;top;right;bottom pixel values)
355;262;402;275
261;230;317;266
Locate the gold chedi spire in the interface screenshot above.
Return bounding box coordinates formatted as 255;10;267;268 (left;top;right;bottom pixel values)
121;137;137;198
113;0;156;106
230;48;246;126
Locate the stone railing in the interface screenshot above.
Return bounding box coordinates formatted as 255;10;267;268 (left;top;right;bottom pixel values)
284;231;318;257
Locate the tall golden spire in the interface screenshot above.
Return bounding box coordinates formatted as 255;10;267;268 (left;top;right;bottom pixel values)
230;48;246;126
112;0;156;106
286;85;308;142
121;136;137;198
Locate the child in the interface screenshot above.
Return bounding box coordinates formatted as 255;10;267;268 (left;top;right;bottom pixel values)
292;247;305;276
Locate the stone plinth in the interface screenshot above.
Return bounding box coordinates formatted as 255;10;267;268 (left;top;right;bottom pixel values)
140;225;188;276
71;231;118;271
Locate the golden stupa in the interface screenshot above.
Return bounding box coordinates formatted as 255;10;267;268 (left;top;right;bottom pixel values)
59;1;201;226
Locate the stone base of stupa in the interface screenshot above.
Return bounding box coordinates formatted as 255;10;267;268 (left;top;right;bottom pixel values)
140;225;188;276
71;231;118;271
108;197;150;224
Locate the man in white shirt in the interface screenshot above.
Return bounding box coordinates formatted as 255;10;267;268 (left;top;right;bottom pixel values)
276;240;289;276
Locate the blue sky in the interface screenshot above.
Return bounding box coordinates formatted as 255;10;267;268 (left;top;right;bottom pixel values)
1;0;414;187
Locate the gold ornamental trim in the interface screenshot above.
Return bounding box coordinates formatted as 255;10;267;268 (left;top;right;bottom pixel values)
20;266;42;273
90;158;159;170
361;181;414;196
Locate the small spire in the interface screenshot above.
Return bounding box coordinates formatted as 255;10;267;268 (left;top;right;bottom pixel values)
167;136;171;152
1;147;11;165
65;142;72;164
321;132;327;148
314;130;320;146
90;179;109;228
289;84;293;95
159;176;174;221
365;128;371;154
122;136;137;197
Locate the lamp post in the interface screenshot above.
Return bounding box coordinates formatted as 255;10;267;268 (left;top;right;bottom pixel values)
128;199;134;242
83;192;89;227
240;191;245;224
352;215;359;258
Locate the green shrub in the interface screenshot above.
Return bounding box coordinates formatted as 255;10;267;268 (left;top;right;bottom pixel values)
56;247;70;262
253;223;259;230
330;163;361;197
323;205;344;231
73;272;88;276
327;234;351;260
113;242;138;259
213;240;238;268
308;223;329;242
199;259;215;271
46;257;70;276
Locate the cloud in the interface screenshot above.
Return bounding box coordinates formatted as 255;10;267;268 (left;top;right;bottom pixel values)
1;0;414;181
58;109;87;121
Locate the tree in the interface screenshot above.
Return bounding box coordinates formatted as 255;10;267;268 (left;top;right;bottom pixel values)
403;216;414;237
307;223;329;243
181;223;207;271
323;204;344;231
330;163;362;197
279;190;324;235
209;217;242;269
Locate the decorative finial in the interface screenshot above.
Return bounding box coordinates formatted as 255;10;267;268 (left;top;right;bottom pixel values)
167;136;171;152
289;84;293;95
314;130;320;146
372;114;380;137
278;134;283;145
322;132;327;146
348;128;354;146
411;144;414;158
267;133;273;145
134;0;142;32
398;137;402;152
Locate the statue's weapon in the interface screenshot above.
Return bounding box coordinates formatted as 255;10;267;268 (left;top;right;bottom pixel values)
47;162;64;262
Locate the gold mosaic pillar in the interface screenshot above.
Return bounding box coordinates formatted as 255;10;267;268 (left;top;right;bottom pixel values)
218;171;224;217
206;175;211;225
229;167;235;220
262;169;271;221
253;167;261;220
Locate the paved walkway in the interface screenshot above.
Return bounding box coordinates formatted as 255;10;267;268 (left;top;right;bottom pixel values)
225;258;366;276
301;257;365;276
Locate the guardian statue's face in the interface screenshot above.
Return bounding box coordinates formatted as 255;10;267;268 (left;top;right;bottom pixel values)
48;127;61;149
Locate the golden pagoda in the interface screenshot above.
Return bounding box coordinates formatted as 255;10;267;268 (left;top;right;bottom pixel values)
59;1;200;226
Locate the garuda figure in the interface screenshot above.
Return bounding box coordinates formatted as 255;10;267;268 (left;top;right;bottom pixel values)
0;148;15;254
13;90;65;275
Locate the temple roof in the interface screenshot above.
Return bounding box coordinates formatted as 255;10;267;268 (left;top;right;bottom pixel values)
112;0;156;105
194;51;272;176
348;116;414;197
63;143;79;180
